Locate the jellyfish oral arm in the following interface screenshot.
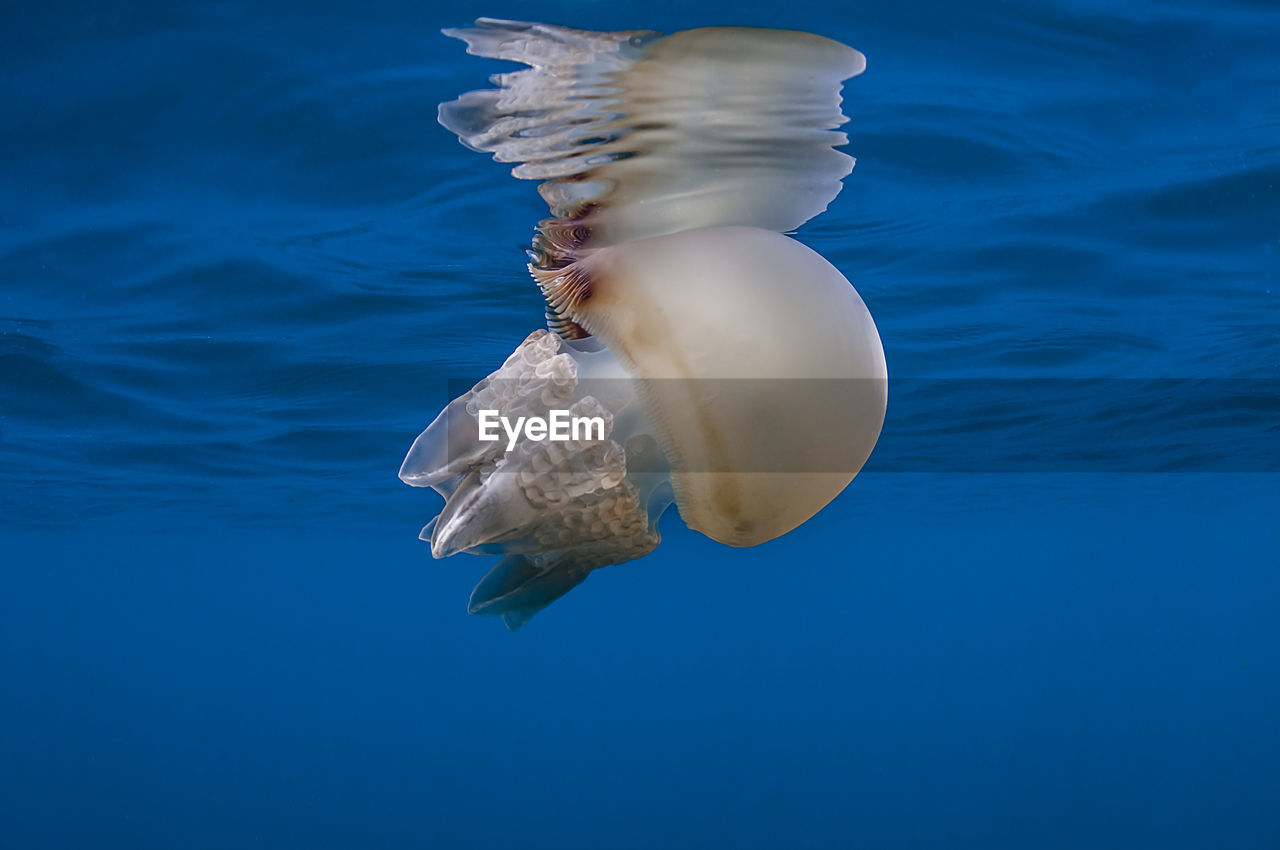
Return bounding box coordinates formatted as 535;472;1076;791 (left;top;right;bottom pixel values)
400;331;674;630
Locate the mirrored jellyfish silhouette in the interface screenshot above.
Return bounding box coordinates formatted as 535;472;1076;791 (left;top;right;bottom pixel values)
401;19;887;629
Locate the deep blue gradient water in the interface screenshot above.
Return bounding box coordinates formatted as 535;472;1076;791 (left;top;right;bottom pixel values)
2;1;1278;848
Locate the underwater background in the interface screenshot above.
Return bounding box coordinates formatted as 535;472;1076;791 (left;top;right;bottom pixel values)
2;0;1278;847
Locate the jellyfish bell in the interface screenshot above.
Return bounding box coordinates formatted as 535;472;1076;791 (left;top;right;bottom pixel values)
401;19;884;628
535;225;886;546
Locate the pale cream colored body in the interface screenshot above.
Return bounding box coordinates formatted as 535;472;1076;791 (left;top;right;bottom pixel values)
405;19;884;628
562;226;886;546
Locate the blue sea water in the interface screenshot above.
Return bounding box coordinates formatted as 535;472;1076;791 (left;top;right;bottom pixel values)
2;0;1278;847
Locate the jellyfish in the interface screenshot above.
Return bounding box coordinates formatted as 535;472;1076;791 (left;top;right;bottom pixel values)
401;19;887;629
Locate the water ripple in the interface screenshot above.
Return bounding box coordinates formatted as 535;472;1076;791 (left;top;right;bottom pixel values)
1;2;1276;527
